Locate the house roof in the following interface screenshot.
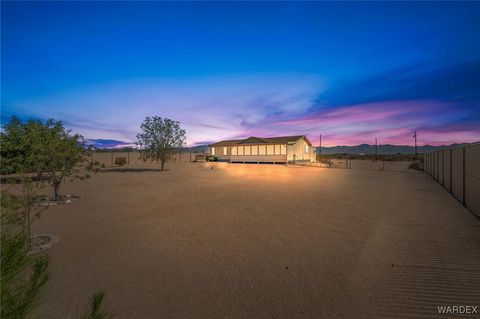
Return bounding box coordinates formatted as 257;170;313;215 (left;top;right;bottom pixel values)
209;135;312;147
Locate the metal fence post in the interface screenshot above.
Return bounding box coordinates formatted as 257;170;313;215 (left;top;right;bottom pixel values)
426;153;428;175
430;152;435;177
463;146;466;205
426;153;430;175
430;152;433;177
437;151;440;181
442;150;445;186
426;152;429;175
428;152;430;175
450;149;452;193
425;153;430;175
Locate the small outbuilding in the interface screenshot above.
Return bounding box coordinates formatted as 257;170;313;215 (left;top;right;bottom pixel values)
209;135;316;164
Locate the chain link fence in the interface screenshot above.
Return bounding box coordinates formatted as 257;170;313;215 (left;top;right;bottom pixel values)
425;143;480;218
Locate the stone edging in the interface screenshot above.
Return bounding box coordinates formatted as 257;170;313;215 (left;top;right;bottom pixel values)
27;233;59;255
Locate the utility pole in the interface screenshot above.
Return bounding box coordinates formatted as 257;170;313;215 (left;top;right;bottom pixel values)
319;134;322;154
413;131;417;160
375;138;378;162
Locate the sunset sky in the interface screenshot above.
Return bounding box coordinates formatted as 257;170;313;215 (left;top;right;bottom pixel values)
2;2;480;146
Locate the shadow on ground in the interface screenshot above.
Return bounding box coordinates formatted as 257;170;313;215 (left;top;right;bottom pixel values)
100;168;169;173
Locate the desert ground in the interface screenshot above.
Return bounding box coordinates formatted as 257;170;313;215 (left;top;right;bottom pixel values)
27;161;480;318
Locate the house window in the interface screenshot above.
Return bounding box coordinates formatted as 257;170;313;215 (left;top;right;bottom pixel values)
223;147;227;156
266;145;274;155
280;145;287;155
274;145;281;155
244;146;251;155
259;145;266;155
211;147;215;155
231;146;237;156
251;145;258;155
304;145;309;153
238;146;244;155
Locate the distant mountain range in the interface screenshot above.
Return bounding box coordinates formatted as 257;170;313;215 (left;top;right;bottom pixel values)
87;139;476;154
86;139;136;149
87;139;210;152
185;145;210;153
318;143;473;154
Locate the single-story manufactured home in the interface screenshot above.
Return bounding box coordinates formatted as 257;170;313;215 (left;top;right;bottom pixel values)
209;135;316;164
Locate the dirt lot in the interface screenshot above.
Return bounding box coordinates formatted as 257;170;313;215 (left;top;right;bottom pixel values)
29;162;480;318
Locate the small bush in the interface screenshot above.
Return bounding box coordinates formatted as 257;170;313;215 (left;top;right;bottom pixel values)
409;160;424;171
114;157;127;167
319;158;333;166
206;155;217;162
82;290;110;319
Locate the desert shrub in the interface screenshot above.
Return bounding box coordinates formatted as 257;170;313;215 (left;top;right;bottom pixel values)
319;158;333;165
191;154;206;162
82;291;111;319
409;160;424;171
206;155;217;162
114;157;127;167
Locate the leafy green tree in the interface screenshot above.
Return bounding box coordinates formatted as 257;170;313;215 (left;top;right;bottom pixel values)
1;117;110;318
0;116;44;175
1;117;45;243
1;191;49;319
35;119;99;200
1;117;101;201
136;116;186;171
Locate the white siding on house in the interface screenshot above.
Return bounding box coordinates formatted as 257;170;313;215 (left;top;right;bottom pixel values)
259;145;266;155
231;155;286;163
210;136;312;163
267;145;274;155
274;145;280;155
286;138;314;162
227;143;288;163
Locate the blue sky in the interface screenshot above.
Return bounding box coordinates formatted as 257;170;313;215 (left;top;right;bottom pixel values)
2;2;480;146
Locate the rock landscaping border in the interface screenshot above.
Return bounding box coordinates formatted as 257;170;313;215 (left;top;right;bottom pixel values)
36;194;81;206
28;233;59;255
